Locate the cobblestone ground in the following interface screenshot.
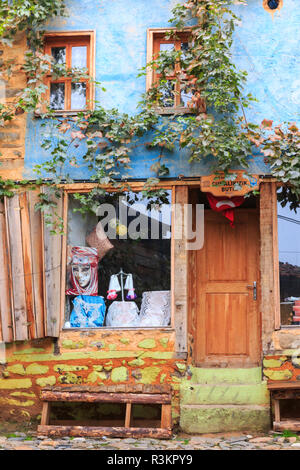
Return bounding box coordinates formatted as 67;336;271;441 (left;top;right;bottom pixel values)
0;431;300;450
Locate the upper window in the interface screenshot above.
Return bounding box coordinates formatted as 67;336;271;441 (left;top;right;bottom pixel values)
44;32;95;113
146;28;194;113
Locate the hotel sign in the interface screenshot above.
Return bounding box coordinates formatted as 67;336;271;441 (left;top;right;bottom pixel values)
200;171;260;197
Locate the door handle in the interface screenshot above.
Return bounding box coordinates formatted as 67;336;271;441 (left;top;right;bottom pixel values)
247;282;257;300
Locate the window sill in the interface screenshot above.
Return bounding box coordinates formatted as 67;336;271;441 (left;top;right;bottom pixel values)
34;109;90;118
62;326;174;332
152;106;196;115
278;325;300;329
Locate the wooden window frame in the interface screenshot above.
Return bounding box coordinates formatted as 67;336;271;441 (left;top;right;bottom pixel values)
59;182;192;336
42;31;96;116
258;179;300;353
274;181;300;331
146;28;195;115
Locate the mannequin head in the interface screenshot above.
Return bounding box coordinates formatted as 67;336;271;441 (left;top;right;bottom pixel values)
66;246;99;295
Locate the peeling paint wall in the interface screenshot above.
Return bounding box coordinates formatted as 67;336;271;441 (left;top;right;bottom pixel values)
22;0;300;180
1;1;299;179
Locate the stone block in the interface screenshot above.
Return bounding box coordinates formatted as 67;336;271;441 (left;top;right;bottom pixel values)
111;367;128;383
25;363;49;375
187;367;263;384
180;404;270;434
36;376;56;387
6;364;25;376
58;372;82;385
180;382;269;405
0;378;32;389
138;339;156;349
263;369;293;381
139;366;160;384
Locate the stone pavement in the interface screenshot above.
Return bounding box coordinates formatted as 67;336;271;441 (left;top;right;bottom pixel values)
0;431;300;450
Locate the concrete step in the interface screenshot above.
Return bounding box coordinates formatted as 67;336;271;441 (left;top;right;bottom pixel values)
187;366;263;384
180;404;270;434
180;381;269;405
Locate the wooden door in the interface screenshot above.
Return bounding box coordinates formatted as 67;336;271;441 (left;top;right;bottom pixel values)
194;208;261;367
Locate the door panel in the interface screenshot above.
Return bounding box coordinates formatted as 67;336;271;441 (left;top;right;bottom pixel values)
194;209;260;367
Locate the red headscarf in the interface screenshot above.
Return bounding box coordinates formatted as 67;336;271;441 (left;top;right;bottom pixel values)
66;246;99;295
206;193;244;227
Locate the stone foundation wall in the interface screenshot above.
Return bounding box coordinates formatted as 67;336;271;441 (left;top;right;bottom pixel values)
0;330;186;424
263;355;300;382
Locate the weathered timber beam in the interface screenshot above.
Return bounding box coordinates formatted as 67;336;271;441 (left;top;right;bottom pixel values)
267;381;300;390
273;421;300;432
37;425;172;439
40;391;171;404
42;384;171;393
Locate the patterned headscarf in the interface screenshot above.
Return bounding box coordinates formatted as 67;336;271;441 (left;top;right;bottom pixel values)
66;246;99;295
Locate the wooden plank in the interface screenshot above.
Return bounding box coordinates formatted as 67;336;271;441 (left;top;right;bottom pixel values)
125;403;132;428
27;191;45;338
273;420;300;432
40;390;171;404
272;389;300;399
173;186;188;354
58;180;200;192
41;402;51;426
187;188;198;360
5;195;28;341
19;192;36;339
60;192;68;331
267;381;300;390
161;404;172;431
42;187;63;337
42;384;172;394
37;425;172;439
273;399;280;423
0;201;13;342
260;182;280;351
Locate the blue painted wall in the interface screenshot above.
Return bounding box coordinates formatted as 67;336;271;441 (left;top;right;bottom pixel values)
24;0;299;180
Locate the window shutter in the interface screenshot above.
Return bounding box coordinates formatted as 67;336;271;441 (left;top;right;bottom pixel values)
0;188;63;341
42;187;64;337
0;201;13;342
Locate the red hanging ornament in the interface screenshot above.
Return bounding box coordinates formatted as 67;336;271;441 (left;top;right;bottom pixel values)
206;193;244;227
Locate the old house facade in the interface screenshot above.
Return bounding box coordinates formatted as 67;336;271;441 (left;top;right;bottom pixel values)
0;0;299;435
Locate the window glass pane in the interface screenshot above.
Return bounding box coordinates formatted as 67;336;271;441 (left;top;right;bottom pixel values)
50;82;65;110
181;42;189;61
64;192;172;329
159;80;175;107
51;47;66;65
72;46;87;69
278;191;300;325
71;82;86;109
159;43;175;52
180;82;193;107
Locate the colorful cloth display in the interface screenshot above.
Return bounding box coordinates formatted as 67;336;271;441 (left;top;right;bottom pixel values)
69;295;106;327
206;193;244;227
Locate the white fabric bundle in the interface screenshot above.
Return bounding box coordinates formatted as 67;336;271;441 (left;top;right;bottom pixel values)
139;291;171;327
106;301;139;327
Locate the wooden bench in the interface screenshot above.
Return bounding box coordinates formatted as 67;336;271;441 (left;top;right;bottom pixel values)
38;384;172;439
268;381;300;431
